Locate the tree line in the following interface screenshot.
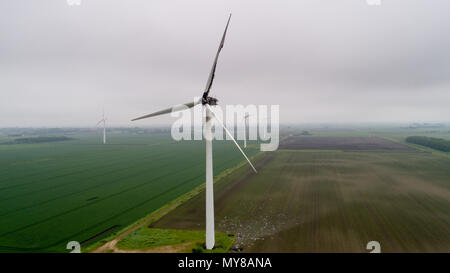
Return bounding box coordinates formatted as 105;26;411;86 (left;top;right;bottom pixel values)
1;136;74;145
405;136;450;152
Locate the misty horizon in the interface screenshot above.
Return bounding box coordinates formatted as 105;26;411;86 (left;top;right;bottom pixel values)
1;0;450;127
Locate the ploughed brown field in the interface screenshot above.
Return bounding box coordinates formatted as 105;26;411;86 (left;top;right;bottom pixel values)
279;136;415;151
149;136;450;252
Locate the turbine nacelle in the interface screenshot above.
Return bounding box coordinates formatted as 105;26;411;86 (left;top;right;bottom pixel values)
202;96;218;106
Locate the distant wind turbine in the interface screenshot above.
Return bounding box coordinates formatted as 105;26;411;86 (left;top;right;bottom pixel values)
96;109;107;145
243;113;250;148
131;14;257;250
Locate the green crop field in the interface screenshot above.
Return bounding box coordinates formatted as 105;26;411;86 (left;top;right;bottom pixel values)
0;131;259;252
151;134;450;252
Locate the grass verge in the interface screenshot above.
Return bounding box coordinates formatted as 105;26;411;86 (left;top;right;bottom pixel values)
117;228;235;253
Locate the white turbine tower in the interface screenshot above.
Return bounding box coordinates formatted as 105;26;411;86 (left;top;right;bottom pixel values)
131;14;257;250
96;110;107;145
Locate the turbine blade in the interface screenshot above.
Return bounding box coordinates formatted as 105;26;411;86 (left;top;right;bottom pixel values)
131;100;199;121
202;14;232;99
206;104;257;173
96;119;104;126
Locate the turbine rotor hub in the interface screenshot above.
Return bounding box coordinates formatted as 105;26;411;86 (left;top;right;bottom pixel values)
202;96;218;105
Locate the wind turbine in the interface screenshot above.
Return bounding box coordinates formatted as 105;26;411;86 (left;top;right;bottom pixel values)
131;14;257;250
96;109;107;145
243;113;250;148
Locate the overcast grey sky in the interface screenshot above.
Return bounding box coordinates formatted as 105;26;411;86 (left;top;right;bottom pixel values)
1;0;449;127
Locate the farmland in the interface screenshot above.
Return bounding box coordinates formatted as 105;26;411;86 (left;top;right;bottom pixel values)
0;130;259;252
150;134;450;252
1;126;450;253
